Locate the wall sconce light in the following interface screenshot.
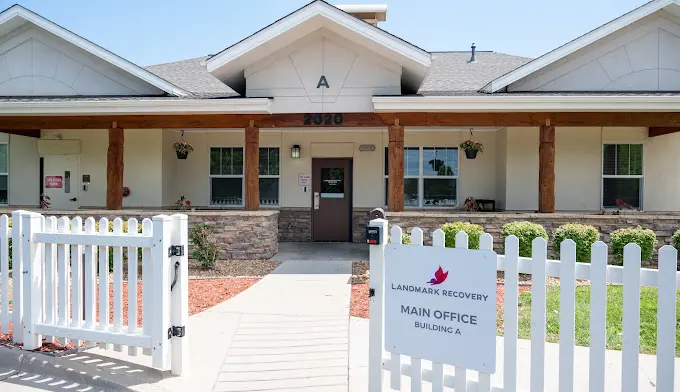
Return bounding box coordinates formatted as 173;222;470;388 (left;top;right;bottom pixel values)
291;144;300;159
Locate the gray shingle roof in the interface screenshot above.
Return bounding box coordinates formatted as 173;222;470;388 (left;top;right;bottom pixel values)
145;51;532;98
145;57;239;98
418;51;532;95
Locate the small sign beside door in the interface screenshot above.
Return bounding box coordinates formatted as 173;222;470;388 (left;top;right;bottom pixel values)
298;173;311;187
45;176;63;188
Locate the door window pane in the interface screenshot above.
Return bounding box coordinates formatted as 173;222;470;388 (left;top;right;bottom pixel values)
211;178;242;205
423;179;457;207
321;168;344;197
259;178;279;205
603;178;641;208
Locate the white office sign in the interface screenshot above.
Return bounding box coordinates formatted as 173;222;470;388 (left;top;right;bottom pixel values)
384;244;497;373
298;173;311;186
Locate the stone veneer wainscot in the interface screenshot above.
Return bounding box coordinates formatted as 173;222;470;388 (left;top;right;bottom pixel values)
3;209;279;260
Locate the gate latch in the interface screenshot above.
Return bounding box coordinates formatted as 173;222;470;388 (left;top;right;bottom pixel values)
369;288;375;298
168;245;184;257
167;326;186;339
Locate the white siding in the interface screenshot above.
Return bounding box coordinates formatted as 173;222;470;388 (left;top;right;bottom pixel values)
555;127;601;211
495;128;507;210
246;29;401;113
9;134;39;206
39;129;163;208
504;127;539;211
509;12;680;92
643;131;680;212
162;130;178;207
0;26;164;96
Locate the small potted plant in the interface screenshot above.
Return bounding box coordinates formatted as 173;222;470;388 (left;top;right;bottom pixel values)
460;139;483;159
173;140;194;159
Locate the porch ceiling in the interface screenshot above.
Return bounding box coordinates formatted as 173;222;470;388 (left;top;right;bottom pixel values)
3;111;680;129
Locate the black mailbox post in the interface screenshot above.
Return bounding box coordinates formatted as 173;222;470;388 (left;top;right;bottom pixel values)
366;226;381;245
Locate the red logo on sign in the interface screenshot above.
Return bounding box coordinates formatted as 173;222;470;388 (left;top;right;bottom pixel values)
45;176;63;188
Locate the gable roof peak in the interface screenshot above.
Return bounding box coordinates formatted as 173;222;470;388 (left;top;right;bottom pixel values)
0;4;189;96
482;0;680;93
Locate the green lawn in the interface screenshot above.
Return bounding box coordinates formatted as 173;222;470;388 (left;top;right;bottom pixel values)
497;285;680;356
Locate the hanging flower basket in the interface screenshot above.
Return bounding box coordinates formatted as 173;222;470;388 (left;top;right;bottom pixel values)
465;149;478;159
173;132;194;160
460;139;484;160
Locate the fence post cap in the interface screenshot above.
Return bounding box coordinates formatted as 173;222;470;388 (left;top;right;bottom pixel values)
169;213;189;221
151;214;172;222
368;218;387;226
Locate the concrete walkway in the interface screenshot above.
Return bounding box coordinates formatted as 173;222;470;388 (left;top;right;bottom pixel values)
78;258;353;392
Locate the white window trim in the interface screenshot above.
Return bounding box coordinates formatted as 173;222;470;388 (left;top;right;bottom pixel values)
384;146;460;208
258;146;281;208
600;142;644;211
0;142;8;206
209;146;244;208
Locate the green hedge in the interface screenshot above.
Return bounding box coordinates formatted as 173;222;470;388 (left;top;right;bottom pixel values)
611;226;657;264
501;221;548;258
441;222;484;249
552;223;600;263
388;232;411;244
673;229;680;256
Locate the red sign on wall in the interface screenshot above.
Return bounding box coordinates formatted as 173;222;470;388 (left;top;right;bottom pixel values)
45;176;63;188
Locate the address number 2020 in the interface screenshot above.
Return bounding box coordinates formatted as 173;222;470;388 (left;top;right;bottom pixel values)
303;113;344;126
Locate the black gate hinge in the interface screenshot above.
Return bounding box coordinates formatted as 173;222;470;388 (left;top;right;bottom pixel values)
167;326;186;339
168;245;185;257
369;288;375;298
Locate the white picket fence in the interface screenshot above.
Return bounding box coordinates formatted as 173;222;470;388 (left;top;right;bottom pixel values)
0;210;189;376
368;218;679;392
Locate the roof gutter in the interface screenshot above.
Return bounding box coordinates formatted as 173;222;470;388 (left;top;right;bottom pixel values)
0;98;272;116
372;95;680;112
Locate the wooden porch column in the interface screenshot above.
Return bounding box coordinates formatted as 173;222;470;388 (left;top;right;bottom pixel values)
245;121;260;210
388;119;404;212
106;123;124;210
538;121;555;213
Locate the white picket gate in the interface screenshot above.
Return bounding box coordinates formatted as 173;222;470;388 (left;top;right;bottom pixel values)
368;218;679;392
0;210;189;376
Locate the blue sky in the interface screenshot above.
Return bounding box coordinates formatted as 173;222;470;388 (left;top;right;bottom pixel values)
1;0;651;66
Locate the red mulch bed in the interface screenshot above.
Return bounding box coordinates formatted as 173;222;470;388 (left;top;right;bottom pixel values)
0;277;259;352
350;282;532;319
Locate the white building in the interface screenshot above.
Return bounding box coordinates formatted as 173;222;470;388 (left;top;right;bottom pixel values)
1;0;680;242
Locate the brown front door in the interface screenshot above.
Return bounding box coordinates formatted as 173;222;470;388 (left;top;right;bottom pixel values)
312;158;352;242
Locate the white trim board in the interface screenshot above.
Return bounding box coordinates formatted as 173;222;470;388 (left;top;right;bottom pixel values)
481;0;680;93
0;98;272;115
372;95;680;112
0;5;189;97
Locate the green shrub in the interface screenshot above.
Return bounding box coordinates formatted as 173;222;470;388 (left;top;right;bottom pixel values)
673;229;680;255
441;222;484;249
611;226;656;264
501;221;548;257
388;233;411;244
552;223;600;263
189;224;219;269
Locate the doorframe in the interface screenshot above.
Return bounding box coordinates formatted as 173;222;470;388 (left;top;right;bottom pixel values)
310;157;353;242
41;154;81;209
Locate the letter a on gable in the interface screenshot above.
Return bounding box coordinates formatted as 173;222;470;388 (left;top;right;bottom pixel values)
317;75;329;88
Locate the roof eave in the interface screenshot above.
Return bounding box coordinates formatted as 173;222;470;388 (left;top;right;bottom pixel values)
372;95;680;112
205;1;431;77
0;98;272;116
